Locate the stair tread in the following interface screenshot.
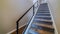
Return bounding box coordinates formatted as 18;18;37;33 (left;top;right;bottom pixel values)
37;12;50;13
31;24;54;32
35;17;51;20
37;10;49;11
37;11;49;13
36;14;50;15
33;20;52;23
35;16;51;17
37;13;50;15
34;19;52;23
30;28;54;34
28;29;39;34
34;18;52;22
33;23;54;29
40;3;48;5
38;8;49;11
33;21;52;25
38;5;49;11
37;13;50;14
35;16;51;18
33;22;52;25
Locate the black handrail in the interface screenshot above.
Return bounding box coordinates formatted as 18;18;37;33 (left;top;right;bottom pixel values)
16;1;38;34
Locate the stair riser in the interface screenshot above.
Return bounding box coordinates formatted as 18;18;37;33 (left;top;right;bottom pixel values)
35;17;51;20
37;12;49;13
31;24;54;32
36;13;50;15
33;20;52;25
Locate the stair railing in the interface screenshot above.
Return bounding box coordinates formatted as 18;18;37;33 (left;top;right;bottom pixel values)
16;1;38;34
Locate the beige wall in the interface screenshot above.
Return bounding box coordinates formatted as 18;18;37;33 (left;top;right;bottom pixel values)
1;0;33;34
47;0;60;34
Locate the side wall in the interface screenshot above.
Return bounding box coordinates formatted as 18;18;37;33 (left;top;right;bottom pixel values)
47;0;60;34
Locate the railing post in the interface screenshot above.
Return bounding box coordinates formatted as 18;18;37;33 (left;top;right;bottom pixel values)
16;22;19;34
33;5;34;16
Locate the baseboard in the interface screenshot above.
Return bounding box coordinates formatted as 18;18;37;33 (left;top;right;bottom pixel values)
7;24;26;34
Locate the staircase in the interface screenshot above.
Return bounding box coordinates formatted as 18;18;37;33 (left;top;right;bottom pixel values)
24;3;54;34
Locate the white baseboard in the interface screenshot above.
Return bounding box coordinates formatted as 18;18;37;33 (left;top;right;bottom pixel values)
7;24;26;34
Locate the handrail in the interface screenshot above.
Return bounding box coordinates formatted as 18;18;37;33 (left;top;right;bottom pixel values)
16;1;38;34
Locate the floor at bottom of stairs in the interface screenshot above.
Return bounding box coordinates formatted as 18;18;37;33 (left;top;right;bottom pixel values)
11;25;26;34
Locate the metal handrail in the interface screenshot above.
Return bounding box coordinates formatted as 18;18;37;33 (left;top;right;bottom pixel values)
16;1;38;34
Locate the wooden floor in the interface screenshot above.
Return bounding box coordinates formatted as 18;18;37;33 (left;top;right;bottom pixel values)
11;25;26;34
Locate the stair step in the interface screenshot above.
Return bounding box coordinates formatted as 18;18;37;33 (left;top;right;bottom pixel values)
39;5;48;8
38;8;49;11
36;13;50;16
40;5;48;7
33;19;52;23
28;28;39;34
31;28;54;34
37;10;49;12
38;5;49;11
38;10;49;12
40;3;48;6
33;23;53;29
37;13;50;14
34;19;52;22
37;12;50;14
33;22;52;25
31;24;54;32
33;20;52;25
35;16;51;20
40;5;48;8
40;3;48;7
35;15;51;17
37;11;50;13
38;9;49;11
40;3;47;5
33;19;52;25
39;4;48;8
36;14;50;16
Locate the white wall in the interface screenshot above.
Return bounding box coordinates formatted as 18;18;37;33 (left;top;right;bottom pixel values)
1;0;33;34
47;0;60;34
